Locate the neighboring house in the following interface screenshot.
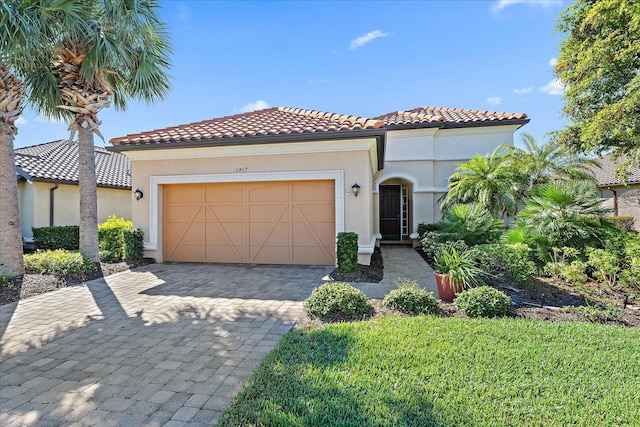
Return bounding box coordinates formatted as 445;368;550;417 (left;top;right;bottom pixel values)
108;106;528;266
15;140;132;244
591;153;640;231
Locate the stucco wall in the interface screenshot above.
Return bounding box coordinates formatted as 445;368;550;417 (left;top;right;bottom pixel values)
375;125;518;235
18;181;132;240
600;184;640;231
123;138;379;264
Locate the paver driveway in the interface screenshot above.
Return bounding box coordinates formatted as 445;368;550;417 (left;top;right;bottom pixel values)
0;263;332;426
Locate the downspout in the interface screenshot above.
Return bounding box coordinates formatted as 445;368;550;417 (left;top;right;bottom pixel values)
50;183;59;226
607;186;618;216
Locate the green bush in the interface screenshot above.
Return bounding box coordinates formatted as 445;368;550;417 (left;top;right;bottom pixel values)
383;278;439;315
303;283;371;319
32;225;79;250
439;203;504;245
587;248;620;288
486;243;535;286
336;232;358;273
558;261;588;286
24;250;94;276
0;272;9;288
417;222;442;237
122;228;144;261
434;247;485;290
421;231;468;259
455;286;512;318
606;216;635;232
98;215;133;261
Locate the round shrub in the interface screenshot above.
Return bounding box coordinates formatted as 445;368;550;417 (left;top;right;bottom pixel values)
304;283;371;319
455;286;512;318
383;279;439;315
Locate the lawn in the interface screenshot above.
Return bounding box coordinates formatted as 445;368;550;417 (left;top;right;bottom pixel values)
218;316;640;426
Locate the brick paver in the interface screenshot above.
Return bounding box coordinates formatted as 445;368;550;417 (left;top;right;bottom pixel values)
0;245;431;426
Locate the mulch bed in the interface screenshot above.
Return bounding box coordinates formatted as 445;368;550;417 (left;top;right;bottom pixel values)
326;246;384;283
0;258;156;306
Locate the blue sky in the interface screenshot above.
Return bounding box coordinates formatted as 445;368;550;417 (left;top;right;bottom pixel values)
13;0;569;149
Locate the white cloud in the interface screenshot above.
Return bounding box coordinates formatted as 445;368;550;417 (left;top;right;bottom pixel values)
492;0;563;13
540;78;565;95
15;115;28;126
486;96;502;105
549;57;558;67
238;100;270;113
514;86;534;95
349;30;390;51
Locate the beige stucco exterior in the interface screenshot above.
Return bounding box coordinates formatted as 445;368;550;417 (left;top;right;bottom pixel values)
374;125;518;244
123;137;380;264
17;181;132;241
599;184;640;231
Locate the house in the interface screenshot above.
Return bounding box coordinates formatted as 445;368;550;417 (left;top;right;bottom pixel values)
591;153;640;231
15;140;132;244
108;106;528;266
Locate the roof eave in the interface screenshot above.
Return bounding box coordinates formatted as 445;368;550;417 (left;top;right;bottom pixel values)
384;118;530;131
108;128;388;171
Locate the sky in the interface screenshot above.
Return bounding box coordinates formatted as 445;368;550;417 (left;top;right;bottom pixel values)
13;0;570;150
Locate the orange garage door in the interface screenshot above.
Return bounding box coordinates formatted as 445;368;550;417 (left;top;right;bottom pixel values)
163;181;335;265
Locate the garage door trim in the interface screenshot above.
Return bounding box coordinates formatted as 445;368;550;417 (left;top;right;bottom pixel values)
145;171;345;256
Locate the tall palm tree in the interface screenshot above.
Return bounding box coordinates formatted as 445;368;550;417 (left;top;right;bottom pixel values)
503;133;597;193
1;0;89;277
441;147;525;219
26;0;171;262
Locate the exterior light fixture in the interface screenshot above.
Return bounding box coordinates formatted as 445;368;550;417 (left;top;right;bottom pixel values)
351;183;361;197
134;189;144;201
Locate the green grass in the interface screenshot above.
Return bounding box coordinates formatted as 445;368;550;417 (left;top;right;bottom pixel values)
217;316;640;426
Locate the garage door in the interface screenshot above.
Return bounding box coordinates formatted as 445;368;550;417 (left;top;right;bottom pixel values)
163;180;335;265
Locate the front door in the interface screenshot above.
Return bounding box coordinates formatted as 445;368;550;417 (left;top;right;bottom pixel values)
380;185;401;240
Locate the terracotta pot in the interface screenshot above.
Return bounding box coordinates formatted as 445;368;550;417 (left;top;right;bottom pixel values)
434;273;461;302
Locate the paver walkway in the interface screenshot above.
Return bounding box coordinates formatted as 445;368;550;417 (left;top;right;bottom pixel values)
0;245;432;426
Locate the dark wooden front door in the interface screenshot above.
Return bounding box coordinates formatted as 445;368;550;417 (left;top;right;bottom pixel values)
380;185;401;240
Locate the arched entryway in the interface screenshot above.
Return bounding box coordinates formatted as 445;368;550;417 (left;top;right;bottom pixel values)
374;174;417;242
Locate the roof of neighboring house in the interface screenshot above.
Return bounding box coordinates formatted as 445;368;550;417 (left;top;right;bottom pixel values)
109;107;385;147
591;153;640;187
15;140;131;189
374;106;529;129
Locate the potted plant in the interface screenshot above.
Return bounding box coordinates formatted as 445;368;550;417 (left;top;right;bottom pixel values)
433;247;484;302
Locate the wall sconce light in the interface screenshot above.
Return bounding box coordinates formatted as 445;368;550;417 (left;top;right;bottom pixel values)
134;189;144;201
351;183;361;197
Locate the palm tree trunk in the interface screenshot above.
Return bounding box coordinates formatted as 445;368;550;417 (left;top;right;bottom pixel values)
0;124;25;277
77;125;99;263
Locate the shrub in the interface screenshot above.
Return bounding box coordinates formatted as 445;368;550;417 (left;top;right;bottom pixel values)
122;228;144;261
98;215;133;261
336;232;358;273
32;225;79;250
24;250;94;276
439;203;504;245
606;216;635;232
383;278;439;315
455;286;512;318
493;243;535;286
558;260;588;286
434;247;485;290
421;231;468;260
0;272;9;288
303;283;371;319
587;248;620;288
417;222;442;237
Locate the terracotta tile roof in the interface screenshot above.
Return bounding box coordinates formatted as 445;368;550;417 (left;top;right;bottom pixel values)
110;107;385;146
590;153;640;187
374;107;528;128
15;140;131;189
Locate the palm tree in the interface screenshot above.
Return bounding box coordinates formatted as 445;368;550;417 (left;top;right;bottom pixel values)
441;147;525;219
26;0;171;262
503;133;597;193
1;0;88;277
516;180;613;253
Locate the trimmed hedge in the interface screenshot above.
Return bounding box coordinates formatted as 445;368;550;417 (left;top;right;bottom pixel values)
123;228;144;261
383;278;439;315
337;232;359;273
98;216;144;262
455;286;512;318
24;249;94;276
303;283;371;319
32;225;79;250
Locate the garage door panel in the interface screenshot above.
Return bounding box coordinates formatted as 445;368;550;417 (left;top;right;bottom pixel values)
248;183;290;202
249;205;289;222
206;205;244;223
293;204;334;223
205;245;243;263
164;206;204;223
205;185;244;202
165;185;203;204
164;181;335;265
293;182;334;201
